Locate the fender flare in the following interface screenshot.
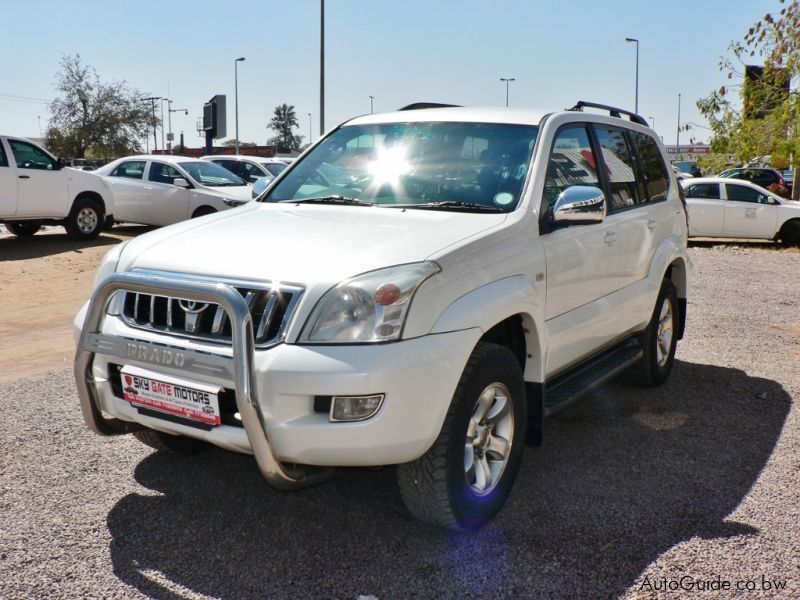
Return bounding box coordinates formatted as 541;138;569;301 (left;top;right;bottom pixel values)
430;275;546;383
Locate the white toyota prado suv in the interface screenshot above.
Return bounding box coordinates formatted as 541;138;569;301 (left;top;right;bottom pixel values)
74;101;689;530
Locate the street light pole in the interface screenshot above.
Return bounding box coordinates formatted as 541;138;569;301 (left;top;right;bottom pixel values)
169;104;188;154
160;98;169;152
308;113;312;144
625;37;639;114
144;96;161;152
649;116;655;130
235;57;246;154
369;95;374;114
499;77;515;107
676;93;682;160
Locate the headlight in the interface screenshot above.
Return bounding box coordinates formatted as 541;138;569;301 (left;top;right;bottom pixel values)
223;198;248;207
300;262;440;343
93;241;127;288
92;241;128;315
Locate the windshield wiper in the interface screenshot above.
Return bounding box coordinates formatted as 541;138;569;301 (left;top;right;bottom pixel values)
390;201;505;213
283;195;373;206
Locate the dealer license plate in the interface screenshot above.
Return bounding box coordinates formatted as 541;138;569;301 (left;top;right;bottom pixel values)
121;365;221;426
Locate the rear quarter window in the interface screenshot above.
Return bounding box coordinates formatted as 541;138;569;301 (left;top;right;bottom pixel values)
631;132;669;203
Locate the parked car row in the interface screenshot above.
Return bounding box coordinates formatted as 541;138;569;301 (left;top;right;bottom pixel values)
1;133;296;237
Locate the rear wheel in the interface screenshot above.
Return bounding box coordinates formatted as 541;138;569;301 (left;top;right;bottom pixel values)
65;197;104;240
132;429;208;455
627;279;678;387
4;222;41;237
778;220;800;246
192;206;216;218
397;342;527;530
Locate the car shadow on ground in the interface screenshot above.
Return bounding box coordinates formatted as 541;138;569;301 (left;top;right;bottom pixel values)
106;359;790;599
0;224;153;261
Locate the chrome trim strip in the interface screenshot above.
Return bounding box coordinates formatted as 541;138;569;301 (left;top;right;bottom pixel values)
257;294;278;339
74;271;332;491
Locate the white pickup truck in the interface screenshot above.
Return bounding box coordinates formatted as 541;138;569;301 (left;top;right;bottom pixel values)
0;135;111;239
75;102;689;529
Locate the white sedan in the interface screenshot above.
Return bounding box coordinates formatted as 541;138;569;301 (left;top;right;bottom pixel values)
682;177;800;244
94;155;252;227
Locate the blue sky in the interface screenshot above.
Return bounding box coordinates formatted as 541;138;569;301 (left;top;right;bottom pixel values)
0;0;771;150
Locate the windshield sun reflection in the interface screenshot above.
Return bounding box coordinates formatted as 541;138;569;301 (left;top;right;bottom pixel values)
367;145;410;187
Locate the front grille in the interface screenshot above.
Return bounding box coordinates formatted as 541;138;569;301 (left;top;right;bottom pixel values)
119;276;303;348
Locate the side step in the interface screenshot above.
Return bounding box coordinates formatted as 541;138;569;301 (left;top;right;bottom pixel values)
543;340;643;417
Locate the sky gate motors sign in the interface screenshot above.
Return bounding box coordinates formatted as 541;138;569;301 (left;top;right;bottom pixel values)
121;365;221;425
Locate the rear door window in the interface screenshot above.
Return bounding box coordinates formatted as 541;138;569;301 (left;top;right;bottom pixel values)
110;160;145;179
594;126;643;211
631;132;669;203
685;183;720;199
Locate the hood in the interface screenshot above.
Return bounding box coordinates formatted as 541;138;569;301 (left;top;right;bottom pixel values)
205;184;253;201
118;202;507;284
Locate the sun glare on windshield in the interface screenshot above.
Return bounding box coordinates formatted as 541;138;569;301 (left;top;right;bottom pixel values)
367;145;410;187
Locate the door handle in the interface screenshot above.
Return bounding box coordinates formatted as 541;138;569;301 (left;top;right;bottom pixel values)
603;232;617;245
647;218;657;230
18;175;30;179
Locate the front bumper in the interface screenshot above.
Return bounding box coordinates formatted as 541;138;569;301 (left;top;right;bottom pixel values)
74;272;481;475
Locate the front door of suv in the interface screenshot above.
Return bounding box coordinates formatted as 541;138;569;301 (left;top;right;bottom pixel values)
539;124;624;375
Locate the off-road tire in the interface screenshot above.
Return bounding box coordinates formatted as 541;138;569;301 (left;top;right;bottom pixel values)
132;429;208;454
627;279;679;387
65;196;104;240
4;222;41;237
397;342;527;530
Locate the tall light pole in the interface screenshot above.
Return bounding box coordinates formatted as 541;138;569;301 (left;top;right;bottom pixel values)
649;116;655;129
308;113;312;144
499;77;515;107
234;57;246;154
625;37;639;114
144;96;161;151
320;0;325;137
160;98;169;152
369;95;374;114
676;93;682;160
169;103;188;154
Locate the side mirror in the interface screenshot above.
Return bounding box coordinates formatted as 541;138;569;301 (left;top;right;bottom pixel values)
553;185;606;226
57;157;66;170
173;177;190;188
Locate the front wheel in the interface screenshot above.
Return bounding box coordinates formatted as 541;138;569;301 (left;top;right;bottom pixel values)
778;220;800;246
65;197;104;240
4;222;41;237
397;342;527;530
627;279;679;387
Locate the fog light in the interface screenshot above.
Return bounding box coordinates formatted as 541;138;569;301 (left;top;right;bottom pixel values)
330;394;384;422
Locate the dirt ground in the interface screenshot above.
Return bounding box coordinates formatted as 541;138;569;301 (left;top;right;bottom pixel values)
0;225;148;385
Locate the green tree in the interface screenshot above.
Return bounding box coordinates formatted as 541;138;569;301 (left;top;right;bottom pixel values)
698;1;800;168
267;103;303;153
45;54;155;159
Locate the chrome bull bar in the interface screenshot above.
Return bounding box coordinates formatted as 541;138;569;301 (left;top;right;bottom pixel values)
74;271;333;491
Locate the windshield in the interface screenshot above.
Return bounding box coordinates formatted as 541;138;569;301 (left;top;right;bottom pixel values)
263;121;538;211
179;161;246;187
262;162;287;177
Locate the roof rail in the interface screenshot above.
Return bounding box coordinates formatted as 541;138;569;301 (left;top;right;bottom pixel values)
567;101;650;127
398;102;462;111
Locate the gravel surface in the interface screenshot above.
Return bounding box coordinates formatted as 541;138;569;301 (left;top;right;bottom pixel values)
1;246;798;599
